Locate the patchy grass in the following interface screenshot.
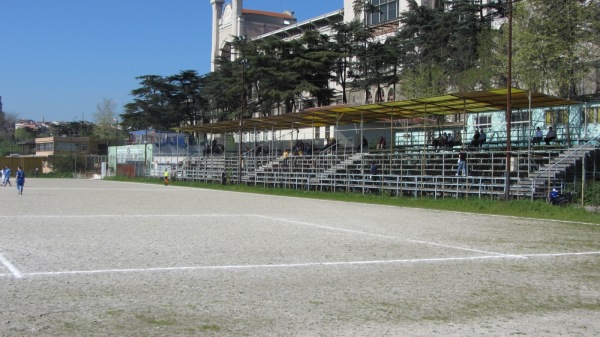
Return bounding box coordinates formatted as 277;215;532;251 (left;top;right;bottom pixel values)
199;324;221;332
106;176;600;224
134;313;177;326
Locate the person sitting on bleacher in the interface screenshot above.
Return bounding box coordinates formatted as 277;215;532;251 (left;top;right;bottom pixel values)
446;133;455;148
377;136;386;149
471;129;480;147
478;129;487;147
282;149;290;165
532;127;543;145
544;127;556;145
454;132;462;147
432;133;444;150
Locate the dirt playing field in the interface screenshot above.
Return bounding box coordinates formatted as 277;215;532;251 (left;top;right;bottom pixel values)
1;178;599;336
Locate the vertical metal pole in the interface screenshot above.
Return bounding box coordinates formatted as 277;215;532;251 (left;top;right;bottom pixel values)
582;152;585;206
527;90;532;174
504;0;513;201
238;62;244;185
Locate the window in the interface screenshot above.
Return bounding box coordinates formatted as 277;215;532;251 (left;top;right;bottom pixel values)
586;107;600;124
368;0;398;25
36;143;53;152
545;109;569;125
476;115;492;128
511;110;529;124
315;127;320;139
325;126;331;140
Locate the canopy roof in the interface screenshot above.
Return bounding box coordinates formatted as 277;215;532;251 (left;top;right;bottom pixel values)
173;88;577;134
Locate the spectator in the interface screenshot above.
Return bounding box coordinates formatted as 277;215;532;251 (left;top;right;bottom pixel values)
282;149;290;165
447;131;462;148
532;127;543;145
358;136;368;152
446;133;455;148
544;127;557;145
377;136;386;150
478;129;487;147
432;133;444;150
470;129;480;147
456;149;467;176
369;161;379;180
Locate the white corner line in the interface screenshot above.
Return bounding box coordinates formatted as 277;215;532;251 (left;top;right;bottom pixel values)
0;254;23;279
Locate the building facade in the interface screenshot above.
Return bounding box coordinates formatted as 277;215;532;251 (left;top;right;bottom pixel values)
208;1;599;149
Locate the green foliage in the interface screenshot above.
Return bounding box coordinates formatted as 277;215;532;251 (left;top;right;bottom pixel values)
512;0;597;96
14;127;37;141
0;140;18;156
577;181;600;210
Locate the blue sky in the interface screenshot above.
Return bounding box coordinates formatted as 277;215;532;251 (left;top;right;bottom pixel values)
0;0;343;122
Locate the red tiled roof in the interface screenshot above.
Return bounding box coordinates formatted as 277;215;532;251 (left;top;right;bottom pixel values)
242;9;294;19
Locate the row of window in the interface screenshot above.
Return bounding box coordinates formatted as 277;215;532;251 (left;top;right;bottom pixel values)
367;0;485;26
474;108;599;128
35;143;88;152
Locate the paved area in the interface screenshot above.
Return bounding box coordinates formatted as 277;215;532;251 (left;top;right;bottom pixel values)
1;178;599;336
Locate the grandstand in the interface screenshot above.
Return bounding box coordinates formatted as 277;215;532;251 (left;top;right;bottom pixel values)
167;89;600;201
173;142;597;201
115;89;580;200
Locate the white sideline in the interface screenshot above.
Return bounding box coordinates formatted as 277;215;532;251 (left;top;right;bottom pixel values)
22;251;600;278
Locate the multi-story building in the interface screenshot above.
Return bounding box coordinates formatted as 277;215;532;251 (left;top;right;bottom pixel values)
35;136;99;173
203;1;599;151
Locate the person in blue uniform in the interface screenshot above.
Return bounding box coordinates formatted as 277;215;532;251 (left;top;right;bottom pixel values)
16;166;25;195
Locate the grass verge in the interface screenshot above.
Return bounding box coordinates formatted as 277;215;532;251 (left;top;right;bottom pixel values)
106;176;600;224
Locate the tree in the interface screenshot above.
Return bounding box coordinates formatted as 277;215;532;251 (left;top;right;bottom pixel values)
93;98;118;141
292;31;338;107
121;75;178;131
511;0;597;97
167;70;209;125
396;0;452;97
14;126;37;141
0;112;18;143
331;20;365;103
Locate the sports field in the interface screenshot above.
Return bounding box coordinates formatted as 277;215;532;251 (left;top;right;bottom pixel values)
1;178;599;336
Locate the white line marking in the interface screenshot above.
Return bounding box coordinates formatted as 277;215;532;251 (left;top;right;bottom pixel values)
0;213;545;258
522;251;600;258
22;251;600;278
254;215;519;258
0;254;23;279
0;214;243;219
